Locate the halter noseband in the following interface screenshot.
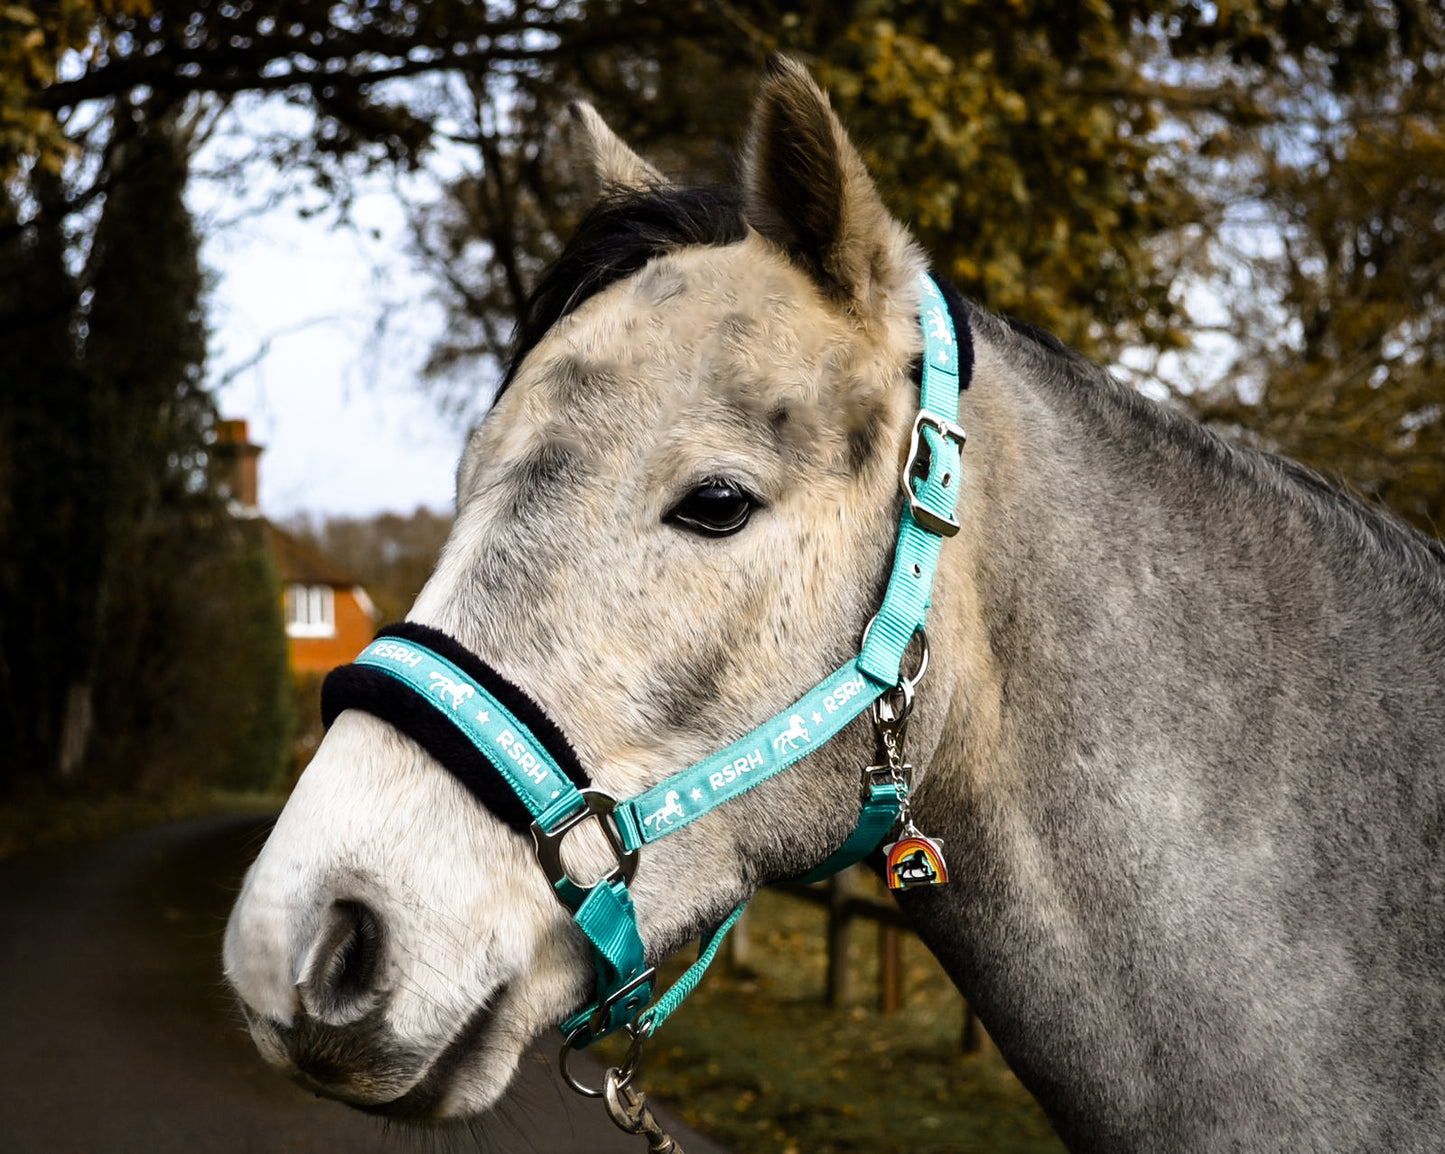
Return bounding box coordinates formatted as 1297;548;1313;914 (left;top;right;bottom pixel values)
320;271;970;1061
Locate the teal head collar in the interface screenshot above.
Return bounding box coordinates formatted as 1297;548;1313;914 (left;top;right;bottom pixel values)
320;271;971;1064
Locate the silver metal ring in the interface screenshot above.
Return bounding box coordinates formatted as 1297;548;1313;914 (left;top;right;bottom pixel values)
860;614;930;690
559;1019;650;1099
900;628;930;690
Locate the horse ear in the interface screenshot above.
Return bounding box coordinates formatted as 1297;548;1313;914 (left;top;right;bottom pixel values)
563;101;671;201
742;56;920;317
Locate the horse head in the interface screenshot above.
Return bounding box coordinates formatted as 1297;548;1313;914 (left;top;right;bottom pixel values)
223;58;958;1120
223;53;1445;1151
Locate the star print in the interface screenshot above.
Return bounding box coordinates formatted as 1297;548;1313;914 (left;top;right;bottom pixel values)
476;709;490;724
812;712;823;726
935;348;950;366
690;788;704;802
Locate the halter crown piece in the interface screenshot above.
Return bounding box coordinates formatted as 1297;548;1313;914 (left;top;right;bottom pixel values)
320;271;971;1090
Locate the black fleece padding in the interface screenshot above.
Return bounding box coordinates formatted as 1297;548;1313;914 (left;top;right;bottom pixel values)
907;275;974;394
320;622;591;834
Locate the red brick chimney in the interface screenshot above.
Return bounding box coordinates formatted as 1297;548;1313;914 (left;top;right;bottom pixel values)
214;418;263;515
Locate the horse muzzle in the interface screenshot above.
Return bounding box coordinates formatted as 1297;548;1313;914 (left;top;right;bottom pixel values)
225;884;512;1119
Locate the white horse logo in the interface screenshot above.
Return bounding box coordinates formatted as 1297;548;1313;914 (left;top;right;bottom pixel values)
927;306;953;345
772;714;811;754
427;672;475;711
644;790;685;830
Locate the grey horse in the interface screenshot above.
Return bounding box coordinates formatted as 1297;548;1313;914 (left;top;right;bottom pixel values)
224;57;1445;1152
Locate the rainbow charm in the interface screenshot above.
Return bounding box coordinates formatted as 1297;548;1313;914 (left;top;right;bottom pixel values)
885;833;949;890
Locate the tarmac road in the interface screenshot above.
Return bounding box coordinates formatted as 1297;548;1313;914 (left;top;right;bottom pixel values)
0;814;728;1154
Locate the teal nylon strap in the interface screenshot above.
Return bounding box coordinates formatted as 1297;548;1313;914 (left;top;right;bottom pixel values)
617;661;888;850
619;271;965;864
336;272;966;1051
636;901;750;1035
558;879;653;1045
790;777;908;885
351;639;653;1048
352;639;584;831
858;272;964;684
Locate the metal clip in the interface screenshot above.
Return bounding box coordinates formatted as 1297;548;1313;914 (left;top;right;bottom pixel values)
603;1069;685;1152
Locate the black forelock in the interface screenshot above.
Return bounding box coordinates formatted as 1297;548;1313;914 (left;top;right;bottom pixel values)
499;184;749;395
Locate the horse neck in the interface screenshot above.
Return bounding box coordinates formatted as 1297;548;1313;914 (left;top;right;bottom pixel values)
921;311;1445;842
901;313;1445;1147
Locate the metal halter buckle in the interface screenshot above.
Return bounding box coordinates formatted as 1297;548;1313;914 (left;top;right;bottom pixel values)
902;410;966;538
531;790;639;911
585;966;656;1040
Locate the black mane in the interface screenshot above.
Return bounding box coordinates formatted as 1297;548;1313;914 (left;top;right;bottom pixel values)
499;184;748;395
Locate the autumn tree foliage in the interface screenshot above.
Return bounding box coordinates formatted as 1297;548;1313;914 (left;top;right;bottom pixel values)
1178;4;1445;532
410;0;1200;387
0;0;151;176
407;3;1444;545
0;0;1440;791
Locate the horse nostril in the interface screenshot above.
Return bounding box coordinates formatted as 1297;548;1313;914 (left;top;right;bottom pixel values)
297;900;384;1026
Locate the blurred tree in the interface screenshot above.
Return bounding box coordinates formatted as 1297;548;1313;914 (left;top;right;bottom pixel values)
83;108;292;794
0;171;86;791
0;0;152;179
2;0;1439;798
0;98;292;795
409;0;1199;403
0;0;566;792
407;1;1443;536
62;100;213;782
1172;4;1445;535
97;513;294;795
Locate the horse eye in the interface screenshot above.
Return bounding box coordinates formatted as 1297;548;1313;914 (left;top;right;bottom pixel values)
666;479;758;537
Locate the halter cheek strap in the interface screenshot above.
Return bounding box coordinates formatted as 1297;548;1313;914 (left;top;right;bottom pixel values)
319;271;970;1051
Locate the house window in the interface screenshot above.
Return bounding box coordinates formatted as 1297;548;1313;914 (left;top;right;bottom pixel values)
285;584;336;638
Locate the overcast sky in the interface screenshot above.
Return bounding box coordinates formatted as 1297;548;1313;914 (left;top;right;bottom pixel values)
190;102;1231;526
196;128;467;522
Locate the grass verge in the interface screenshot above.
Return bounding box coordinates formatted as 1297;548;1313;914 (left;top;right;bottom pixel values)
593;878;1065;1154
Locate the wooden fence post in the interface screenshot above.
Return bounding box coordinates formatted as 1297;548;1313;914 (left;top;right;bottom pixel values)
725;903;754;974
962;1004;996;1055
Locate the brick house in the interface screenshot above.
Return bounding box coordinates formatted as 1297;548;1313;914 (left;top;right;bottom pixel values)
214;419;378;675
267;525;379;674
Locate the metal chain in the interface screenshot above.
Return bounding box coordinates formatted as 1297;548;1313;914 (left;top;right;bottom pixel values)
878;728;914;827
603;1068;686;1153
